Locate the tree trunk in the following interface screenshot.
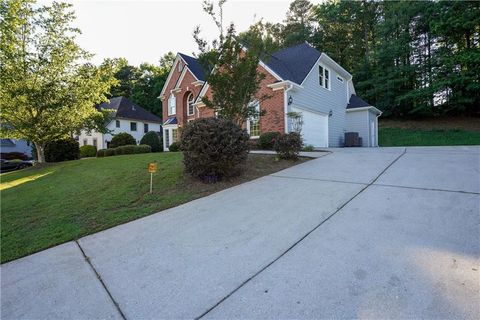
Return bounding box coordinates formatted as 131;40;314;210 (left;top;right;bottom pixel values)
35;142;46;163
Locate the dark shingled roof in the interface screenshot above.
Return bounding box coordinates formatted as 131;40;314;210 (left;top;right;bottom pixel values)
265;42;321;85
178;53;206;81
347;94;372;109
163;117;178;125
97;96;162;122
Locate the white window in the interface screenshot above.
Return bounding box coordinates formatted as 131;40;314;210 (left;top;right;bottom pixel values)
116;120;120;128
337;75;344;83
178;61;183;72
168;94;176;115
172;129;179;143
187;93;195;116
319;65;330;90
247;101;261;138
83;139;88;146
164;129;170;148
92;138;97;147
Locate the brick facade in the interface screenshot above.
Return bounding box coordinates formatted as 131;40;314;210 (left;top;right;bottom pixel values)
163;57;285;135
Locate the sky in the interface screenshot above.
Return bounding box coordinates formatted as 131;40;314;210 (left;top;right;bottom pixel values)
39;0;323;66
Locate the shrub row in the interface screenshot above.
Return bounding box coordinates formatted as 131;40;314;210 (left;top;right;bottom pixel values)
97;144;151;157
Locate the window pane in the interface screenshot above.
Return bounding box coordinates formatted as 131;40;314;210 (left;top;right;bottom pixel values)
325;69;329;89
319;66;324;87
172;129;178;142
144;123;148;133
130;122;137;131
93;139;97;147
165;129;170;148
116;120;120;128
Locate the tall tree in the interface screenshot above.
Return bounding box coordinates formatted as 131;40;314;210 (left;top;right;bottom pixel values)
282;0;316;46
194;0;270;125
0;0;117;162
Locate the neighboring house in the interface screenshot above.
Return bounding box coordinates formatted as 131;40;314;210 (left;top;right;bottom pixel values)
0;139;32;157
159;42;381;150
77;96;162;150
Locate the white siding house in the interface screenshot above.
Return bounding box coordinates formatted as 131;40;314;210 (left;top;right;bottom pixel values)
77;97;162;150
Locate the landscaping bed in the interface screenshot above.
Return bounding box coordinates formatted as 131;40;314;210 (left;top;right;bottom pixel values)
0;153;308;263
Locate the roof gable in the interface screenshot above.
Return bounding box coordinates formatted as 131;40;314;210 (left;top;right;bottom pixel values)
97;97;162;123
265;43;321;85
178;53;206;81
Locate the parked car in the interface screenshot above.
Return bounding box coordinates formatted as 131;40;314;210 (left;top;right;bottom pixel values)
0;159;33;173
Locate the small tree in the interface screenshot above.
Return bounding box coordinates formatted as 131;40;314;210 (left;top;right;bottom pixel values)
0;1;117;163
193;0;271;126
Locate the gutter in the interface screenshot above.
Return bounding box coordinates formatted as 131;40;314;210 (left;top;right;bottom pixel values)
284;83;294;133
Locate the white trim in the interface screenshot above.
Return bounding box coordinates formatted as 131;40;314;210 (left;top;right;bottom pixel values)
346;106;382;115
320;53;352;80
267;80;303;91
168;94;176;116
258;60;283;81
291;104;329;116
159;55;183;98
192;80;204;86
195;83;209;103
187;92;195;116
173;66;189;90
318;63;331;91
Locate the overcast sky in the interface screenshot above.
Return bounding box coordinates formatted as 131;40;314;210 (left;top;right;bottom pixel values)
39;0;323;66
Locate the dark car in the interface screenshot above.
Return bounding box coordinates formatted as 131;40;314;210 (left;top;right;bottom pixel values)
0;159;33;173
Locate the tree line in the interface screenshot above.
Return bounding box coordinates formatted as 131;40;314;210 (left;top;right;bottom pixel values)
238;0;480;118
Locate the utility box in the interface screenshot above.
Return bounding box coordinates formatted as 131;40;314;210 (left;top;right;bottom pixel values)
345;132;362;147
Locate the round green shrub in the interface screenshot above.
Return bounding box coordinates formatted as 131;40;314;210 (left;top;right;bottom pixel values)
80;145;97;158
115;145;136;155
140;131;162;152
168;142;180;152
44;138;80;162
258;131;281;150
110;132;136;148
180;118;249;182
274;132;303;160
97;149;107;157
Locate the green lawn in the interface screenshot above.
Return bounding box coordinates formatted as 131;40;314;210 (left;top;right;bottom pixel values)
379;128;480;146
1;153;306;263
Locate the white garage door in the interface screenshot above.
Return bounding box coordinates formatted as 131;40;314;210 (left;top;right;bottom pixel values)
292;107;328;148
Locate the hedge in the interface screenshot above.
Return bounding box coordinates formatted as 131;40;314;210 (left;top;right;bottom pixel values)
96;144;151;157
80;145;97;158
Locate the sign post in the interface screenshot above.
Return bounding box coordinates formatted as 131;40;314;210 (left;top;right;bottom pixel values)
148;162;157;194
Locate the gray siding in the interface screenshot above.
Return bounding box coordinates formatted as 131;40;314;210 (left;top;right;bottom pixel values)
290;61;349;147
345;110;369;147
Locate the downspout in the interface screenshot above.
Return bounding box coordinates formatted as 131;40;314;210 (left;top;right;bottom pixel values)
375;112;382;147
284;83;294;133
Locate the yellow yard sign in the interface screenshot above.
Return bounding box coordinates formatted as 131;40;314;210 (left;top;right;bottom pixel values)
148;162;157;173
148;162;157;193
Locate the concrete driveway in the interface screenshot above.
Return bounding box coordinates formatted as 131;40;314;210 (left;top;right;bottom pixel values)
2;147;479;319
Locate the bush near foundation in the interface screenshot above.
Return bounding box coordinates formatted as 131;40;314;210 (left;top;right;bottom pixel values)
80;145;97;158
258;131;281;150
180;118;249;183
110;132;136;148
274;132;303;160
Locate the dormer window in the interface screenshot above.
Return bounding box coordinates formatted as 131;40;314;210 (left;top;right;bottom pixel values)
168;94;176;115
319;65;330;90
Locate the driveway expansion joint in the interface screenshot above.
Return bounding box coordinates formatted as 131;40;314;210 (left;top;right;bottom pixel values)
195;148;408;319
372;183;480;195
75;240;127;320
269;174;369;186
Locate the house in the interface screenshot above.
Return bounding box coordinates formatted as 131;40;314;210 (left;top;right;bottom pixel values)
0;139;32;158
77;96;162;149
159;42;381;150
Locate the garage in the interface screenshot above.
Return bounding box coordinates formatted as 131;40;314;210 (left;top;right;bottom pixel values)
292;107;329;148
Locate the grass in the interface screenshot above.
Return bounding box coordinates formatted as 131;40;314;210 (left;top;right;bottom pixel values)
1;153;307;263
379;128;480;146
